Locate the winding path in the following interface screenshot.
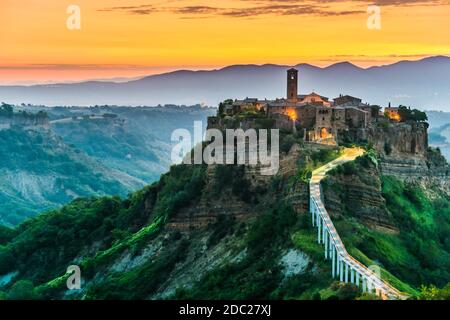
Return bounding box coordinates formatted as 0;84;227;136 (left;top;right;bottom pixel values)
309;147;408;300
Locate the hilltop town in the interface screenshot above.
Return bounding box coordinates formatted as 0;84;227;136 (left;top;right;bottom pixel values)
209;68;427;148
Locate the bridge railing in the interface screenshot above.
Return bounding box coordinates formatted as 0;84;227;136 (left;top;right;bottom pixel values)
309;158;407;300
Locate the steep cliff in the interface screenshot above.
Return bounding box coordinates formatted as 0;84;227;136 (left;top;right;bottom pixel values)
321;157;396;231
0;127;448;300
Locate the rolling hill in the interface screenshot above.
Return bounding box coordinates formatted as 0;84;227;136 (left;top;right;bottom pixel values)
1;56;449;111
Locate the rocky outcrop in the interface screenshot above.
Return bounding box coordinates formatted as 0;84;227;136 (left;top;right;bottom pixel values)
322;161;397;231
167;143;307;231
368;122;428;159
339;121;449;194
0;113;50;131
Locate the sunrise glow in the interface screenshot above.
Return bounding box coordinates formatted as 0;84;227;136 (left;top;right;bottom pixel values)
1;0;449;84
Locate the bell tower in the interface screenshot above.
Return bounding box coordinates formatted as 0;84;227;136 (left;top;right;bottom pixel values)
287;68;298;103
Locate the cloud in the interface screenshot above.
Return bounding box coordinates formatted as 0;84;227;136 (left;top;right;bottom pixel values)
98;0;450;19
98;1;367;18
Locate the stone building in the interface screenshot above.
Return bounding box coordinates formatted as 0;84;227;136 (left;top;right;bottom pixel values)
334;95;362;107
223;68;385;145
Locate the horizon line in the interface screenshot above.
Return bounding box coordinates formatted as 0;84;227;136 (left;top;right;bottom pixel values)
1;55;449;87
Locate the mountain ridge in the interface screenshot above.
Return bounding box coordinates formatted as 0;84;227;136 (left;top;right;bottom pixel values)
1;56;449;110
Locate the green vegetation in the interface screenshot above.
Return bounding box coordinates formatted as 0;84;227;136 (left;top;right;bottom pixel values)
381;176;450;287
418;283;450;300
398;105;428;122
324;152;449;295
0;103;47;120
0;103;13;117
213;165;265;204
297;147;343;183
0;126;448;301
0;164;206;299
85;239;189;300
172;203;311;300
0;105;214;226
0;128;133;226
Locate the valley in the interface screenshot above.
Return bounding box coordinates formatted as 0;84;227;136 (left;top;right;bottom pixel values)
0;104;214;226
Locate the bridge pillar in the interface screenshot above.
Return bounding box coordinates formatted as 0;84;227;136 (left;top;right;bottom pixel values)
336;254;341;276
317;216;321;244
339;261;344;282
324;229;328;259
356;272;360;287
322;223;326;246
350;268;355;284
316;210;320;237
344;263;349;283
331;247;336;277
362;277;367;293
367;280;373;294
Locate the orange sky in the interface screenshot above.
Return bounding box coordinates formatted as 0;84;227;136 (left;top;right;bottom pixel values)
1;0;449;84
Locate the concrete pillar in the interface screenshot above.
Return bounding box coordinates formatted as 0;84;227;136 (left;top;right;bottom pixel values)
322;222;326;245
356;272;360;287
362;277;367;293
344;263;349;283
328;232;334;252
336;255;341;275
332;247;336;278
316;209;320;225
367;280;373;294
350;268;355;284
324;229;328;259
311;200;315;227
317;216;321;244
339;261;344;282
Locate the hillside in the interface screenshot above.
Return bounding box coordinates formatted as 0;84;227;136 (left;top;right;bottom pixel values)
0;105;215;226
49;106;215;183
0;127;140;226
0;132;448;300
1;56;450;111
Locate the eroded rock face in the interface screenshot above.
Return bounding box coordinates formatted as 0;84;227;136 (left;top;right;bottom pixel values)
339;121;449;195
322;163;396;231
368;122;429;159
166;143;307;232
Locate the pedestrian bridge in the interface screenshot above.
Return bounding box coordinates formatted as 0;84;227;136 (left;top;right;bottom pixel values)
309;148;407;300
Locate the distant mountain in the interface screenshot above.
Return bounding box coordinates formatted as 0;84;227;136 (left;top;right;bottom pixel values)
427;110;450;129
1;56;450;111
427;110;450;161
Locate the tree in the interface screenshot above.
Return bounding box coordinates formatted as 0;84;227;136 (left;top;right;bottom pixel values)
0;103;14;117
218;99;233;116
371;105;381;118
419;283;450;300
398;106;428;122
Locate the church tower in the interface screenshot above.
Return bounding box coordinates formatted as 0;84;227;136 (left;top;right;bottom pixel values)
287;68;298;103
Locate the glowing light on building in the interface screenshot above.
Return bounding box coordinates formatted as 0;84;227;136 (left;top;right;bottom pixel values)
386;110;401;122
286;108;298;121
